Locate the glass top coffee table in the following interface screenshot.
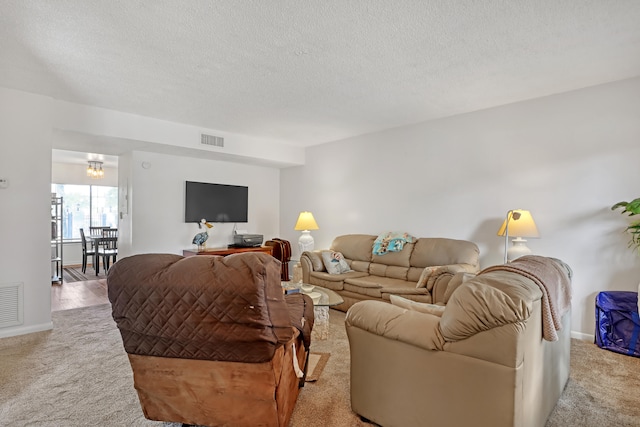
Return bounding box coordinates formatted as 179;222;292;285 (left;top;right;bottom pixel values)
283;282;344;340
306;286;344;307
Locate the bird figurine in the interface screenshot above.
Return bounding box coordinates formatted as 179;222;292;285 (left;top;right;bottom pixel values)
192;219;213;249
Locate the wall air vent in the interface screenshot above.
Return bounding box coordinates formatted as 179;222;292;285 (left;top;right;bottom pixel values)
201;134;224;147
0;282;23;328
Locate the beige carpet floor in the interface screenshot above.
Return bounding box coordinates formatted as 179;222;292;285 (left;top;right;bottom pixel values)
0;303;639;426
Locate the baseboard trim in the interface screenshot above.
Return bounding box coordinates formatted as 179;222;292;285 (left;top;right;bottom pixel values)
0;321;54;339
571;330;594;342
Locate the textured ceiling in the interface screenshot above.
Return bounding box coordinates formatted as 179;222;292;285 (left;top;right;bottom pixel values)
2;0;640;148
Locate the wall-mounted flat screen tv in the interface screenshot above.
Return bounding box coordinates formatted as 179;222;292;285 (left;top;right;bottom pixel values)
185;181;248;223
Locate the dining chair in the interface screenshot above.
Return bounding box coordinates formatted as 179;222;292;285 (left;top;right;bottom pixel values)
98;228;118;273
89;226;110;236
79;228;96;274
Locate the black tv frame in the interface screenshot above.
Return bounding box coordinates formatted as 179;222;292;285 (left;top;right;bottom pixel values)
184;181;248;223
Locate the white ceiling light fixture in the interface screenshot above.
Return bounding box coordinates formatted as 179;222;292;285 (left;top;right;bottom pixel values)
87;161;105;179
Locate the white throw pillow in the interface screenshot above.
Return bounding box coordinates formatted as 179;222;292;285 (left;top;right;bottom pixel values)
321;251;351;274
390;294;446;317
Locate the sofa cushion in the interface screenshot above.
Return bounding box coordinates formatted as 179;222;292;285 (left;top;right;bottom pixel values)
372;242;414;267
351;260;371;273
310;270;368;291
390;295;446;316
345;276;426;298
407;266;425;282
369;263;409;280
410;238;480;269
321;250;351;274
331;234;376;262
344;283;383;298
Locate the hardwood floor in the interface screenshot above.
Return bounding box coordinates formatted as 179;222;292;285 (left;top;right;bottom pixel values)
51;279;109;311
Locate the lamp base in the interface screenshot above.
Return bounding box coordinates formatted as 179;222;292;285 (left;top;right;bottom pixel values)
507;237;532;262
298;230;315;254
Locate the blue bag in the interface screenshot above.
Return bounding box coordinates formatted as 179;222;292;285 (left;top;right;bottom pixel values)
595;291;640;358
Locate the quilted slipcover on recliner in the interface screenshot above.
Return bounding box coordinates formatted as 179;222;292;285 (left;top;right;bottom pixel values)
107;252;313;427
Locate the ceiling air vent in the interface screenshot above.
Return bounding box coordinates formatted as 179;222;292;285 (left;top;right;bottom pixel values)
201;134;224;147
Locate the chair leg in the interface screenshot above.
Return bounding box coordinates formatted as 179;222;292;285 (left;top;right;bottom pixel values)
104;254;115;272
82;254;87;273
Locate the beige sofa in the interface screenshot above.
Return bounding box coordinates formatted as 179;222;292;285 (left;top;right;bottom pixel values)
300;234;480;311
345;256;573;427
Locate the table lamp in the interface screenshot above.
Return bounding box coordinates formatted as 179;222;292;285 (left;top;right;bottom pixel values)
497;209;540;263
294;211;319;254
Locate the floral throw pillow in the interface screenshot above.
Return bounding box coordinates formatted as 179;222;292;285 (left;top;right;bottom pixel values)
321;251;351;274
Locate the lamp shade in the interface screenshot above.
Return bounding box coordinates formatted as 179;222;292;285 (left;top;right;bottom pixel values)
294;211;319;231
497;210;540;238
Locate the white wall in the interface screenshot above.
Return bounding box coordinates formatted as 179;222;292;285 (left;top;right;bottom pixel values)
53;101;305;167
0;88;54;338
120;151;280;258
1;88;285;338
52;163;118;187
54;151;283;264
4;77;639;339
280;77;640;339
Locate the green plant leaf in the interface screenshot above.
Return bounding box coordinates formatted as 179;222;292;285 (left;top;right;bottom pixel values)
626;198;640;215
612;198;640;253
612;198;640;216
611;201;629;211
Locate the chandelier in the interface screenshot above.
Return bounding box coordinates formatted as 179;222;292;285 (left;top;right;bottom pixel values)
87;161;105;179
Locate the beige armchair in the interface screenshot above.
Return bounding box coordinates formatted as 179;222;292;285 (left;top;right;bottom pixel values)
345;256;572;427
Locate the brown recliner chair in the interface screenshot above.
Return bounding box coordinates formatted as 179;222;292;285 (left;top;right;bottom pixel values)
108;252;314;427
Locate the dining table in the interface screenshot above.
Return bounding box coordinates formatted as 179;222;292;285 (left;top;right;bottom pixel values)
87;234;118;275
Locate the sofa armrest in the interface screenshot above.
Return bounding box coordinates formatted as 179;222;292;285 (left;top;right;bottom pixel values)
300;250;325;283
427;264;478;304
345;300;445;351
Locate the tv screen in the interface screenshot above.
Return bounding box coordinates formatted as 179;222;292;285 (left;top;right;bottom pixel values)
185;181;248;223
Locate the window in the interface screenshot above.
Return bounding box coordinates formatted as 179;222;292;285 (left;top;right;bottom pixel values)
51;184;118;241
